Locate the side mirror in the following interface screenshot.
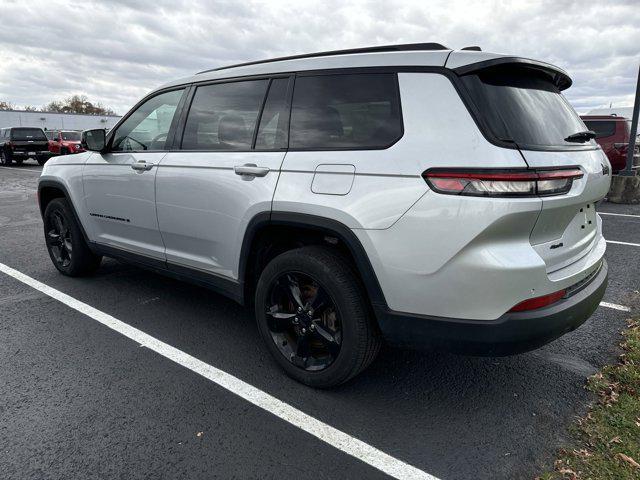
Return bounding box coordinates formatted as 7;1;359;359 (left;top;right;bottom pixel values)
82;129;106;152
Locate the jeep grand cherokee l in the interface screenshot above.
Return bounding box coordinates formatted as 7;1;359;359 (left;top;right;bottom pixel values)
37;43;610;387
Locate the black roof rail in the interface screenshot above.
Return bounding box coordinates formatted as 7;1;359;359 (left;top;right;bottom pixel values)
197;42;450;74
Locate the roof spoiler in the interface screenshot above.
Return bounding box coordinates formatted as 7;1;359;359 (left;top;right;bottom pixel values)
452;56;572;90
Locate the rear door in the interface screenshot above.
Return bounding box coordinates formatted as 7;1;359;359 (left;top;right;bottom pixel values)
155;76;291;280
460;65;611;273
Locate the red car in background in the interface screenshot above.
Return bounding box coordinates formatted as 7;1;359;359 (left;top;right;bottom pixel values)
581;115;640;173
46;130;84;155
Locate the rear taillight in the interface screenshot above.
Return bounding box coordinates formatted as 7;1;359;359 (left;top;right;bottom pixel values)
422;168;583;197
509;289;566;312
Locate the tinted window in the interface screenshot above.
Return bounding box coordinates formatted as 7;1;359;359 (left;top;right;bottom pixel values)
582;121;616;138
181;80;268;150
462;66;594;148
112;89;184;152
61;131;81;141
11;128;47;141
255;78;290;150
290;74;402;149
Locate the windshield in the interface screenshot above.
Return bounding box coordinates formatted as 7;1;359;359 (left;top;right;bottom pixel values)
11;128;47;141
461;66;594;149
61;131;81;141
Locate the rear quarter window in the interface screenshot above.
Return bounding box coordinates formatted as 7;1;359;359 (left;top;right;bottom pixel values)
289;73;403;150
461;66;595;149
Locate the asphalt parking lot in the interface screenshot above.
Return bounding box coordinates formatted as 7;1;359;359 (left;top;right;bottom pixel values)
1;161;638;480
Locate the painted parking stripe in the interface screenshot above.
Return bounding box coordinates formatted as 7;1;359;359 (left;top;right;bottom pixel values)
599;212;640;219
600;302;631;312
0;261;438;480
0;166;42;173
606;240;640;247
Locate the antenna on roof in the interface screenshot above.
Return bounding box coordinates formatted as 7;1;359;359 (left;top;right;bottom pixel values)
461;46;482;51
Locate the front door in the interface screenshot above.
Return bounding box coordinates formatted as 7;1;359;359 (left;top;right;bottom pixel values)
83;88;186;260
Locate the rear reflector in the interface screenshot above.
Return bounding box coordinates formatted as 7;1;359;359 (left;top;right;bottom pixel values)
423;168;583;197
509;289;566;312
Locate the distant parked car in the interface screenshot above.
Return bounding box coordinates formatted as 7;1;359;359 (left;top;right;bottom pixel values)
46;130;84;156
581;115;640;173
0;127;52;166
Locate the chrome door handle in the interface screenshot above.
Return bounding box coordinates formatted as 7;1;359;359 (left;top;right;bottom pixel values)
131;161;154;171
234;163;270;177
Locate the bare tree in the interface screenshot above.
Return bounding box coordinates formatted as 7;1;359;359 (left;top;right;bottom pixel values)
42;95;117;115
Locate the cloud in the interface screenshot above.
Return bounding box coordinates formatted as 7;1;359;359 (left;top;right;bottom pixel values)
0;0;637;114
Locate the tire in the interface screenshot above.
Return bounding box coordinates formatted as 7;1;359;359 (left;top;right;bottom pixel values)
0;150;11;166
37;157;47;166
60;147;69;156
14;158;23;166
255;246;381;388
43;198;102;276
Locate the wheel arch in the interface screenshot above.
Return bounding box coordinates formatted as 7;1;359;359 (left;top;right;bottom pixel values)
239;212;388;320
38;180;93;247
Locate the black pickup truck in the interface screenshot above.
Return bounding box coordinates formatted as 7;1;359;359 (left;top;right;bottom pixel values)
0;127;52;166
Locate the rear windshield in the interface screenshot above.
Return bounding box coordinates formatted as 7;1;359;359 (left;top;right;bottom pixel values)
11;128;47;141
582;120;616;139
461;66;595;149
61;131;81;141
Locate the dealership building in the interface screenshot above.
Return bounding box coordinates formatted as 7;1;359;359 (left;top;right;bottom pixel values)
0;109;121;131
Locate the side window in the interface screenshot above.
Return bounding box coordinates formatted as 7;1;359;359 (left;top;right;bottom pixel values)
181;80;268;151
112;89;185;152
290;73;403;149
255;78;290;150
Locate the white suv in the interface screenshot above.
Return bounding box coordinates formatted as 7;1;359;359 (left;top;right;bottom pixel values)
38;43;611;387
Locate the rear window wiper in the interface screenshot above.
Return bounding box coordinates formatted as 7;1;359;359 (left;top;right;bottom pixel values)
564;130;596;143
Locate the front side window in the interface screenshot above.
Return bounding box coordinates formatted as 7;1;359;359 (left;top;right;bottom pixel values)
289;73;403;149
462;66;594;149
111;89;185;152
181;80;268;150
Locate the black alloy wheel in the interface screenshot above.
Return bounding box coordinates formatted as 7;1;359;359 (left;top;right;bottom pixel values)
46;210;73;268
265;271;342;371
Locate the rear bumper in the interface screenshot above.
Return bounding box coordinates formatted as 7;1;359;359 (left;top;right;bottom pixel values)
376;259;608;355
12;150;52;158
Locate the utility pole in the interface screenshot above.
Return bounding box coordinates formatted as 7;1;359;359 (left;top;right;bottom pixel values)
621;64;640;176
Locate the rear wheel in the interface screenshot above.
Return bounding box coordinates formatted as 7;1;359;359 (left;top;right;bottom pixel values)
44;198;102;276
0;150;11;166
255;246;381;388
14;158;23;166
37;156;47;166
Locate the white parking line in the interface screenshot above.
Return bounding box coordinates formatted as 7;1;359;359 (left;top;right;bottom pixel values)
1;166;42;174
599;212;640;219
600;302;632;312
607;240;640;247
0;261;438;480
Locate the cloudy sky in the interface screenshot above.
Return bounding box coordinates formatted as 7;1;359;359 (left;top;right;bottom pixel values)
0;0;638;115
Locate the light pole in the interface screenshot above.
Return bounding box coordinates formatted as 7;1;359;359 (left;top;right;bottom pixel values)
621;64;640;176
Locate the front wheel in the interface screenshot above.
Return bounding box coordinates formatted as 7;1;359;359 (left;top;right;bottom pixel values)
44;198;102;276
255;246;381;388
